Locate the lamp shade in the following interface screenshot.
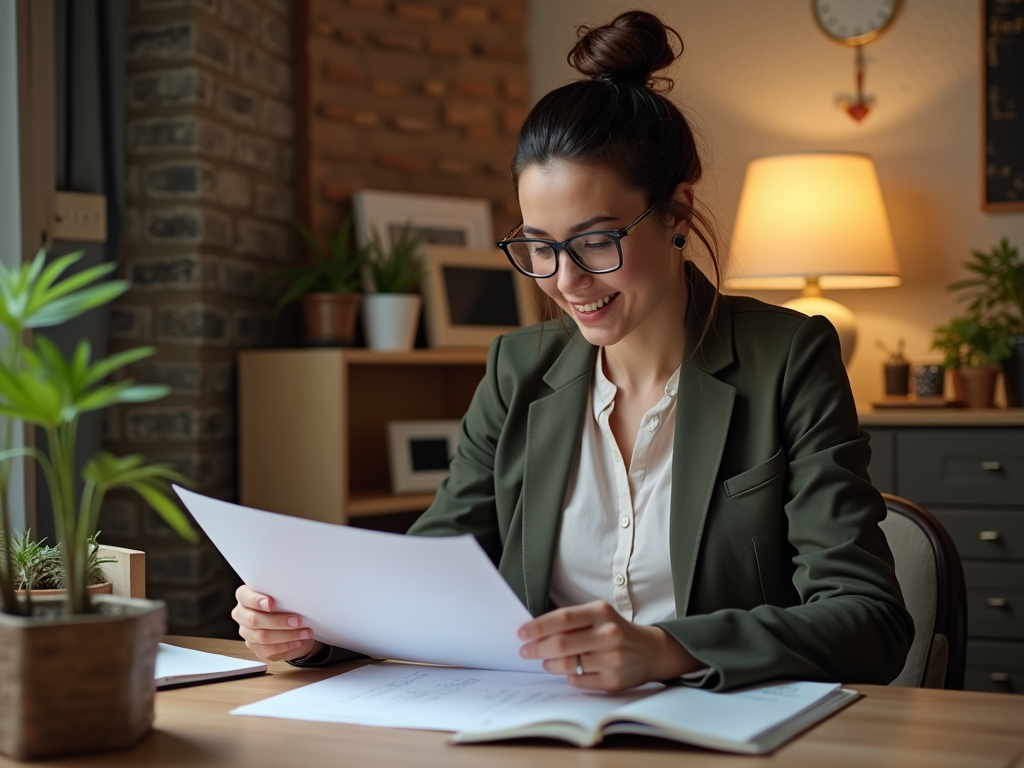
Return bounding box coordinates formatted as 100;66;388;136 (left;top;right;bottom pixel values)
726;152;901;291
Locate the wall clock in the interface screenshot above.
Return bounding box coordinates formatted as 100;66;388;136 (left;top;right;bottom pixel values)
813;0;902;121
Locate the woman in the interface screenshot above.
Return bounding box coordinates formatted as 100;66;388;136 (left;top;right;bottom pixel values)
232;10;912;692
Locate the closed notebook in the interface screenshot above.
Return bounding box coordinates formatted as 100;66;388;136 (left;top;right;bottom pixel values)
155;643;267;689
451;680;859;754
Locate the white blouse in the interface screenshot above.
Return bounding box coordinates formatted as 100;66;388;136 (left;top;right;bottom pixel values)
548;351;680;625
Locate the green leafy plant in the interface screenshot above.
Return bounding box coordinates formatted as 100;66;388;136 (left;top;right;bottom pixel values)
5;530;112;592
266;216;371;315
0;250;195;617
367;223;428;294
931;313;1015;369
948;238;1024;335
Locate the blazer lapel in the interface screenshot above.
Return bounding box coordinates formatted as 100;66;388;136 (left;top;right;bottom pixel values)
671;264;737;617
520;335;596;616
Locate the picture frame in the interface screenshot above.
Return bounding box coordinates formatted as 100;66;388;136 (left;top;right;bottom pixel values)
352;189;494;250
386;420;462;495
421;245;540;348
981;0;1024;211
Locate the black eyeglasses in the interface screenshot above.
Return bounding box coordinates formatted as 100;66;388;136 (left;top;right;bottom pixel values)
497;202;658;278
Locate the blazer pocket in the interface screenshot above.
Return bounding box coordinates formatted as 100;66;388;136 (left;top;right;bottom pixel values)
723;447;785;498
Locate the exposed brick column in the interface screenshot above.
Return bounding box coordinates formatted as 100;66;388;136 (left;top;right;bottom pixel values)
100;0;296;636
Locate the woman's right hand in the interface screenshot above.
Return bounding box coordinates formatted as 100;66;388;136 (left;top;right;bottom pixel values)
232;584;322;662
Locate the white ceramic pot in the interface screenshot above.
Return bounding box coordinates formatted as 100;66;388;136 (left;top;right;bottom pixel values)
362;293;422;351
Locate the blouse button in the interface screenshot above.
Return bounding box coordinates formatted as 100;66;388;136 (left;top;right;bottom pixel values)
614;573;626;586
620;516;630;528
648;418;658;433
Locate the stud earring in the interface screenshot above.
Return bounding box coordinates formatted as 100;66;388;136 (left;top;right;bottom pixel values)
673;233;687;249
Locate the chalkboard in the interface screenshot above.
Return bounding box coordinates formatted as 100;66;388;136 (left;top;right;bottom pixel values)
983;0;1024;211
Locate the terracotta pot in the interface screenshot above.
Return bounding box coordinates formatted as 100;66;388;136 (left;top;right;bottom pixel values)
952;366;1000;408
0;594;166;760
300;292;362;344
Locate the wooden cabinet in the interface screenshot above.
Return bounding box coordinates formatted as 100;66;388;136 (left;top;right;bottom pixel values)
239;348;487;525
861;411;1024;694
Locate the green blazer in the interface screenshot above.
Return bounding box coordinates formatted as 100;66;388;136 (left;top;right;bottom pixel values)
305;264;913;690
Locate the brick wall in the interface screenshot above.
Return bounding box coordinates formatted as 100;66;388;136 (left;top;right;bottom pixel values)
100;0;297;636
301;0;528;237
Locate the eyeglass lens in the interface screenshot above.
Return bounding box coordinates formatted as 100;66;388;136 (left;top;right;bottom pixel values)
505;232;620;277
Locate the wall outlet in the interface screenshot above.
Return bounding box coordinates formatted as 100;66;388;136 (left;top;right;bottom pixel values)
53;191;107;242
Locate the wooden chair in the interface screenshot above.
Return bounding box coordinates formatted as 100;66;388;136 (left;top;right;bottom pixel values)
879;494;967;690
96;545;146;599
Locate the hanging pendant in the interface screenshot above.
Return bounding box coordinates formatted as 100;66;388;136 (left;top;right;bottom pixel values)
836;45;874;122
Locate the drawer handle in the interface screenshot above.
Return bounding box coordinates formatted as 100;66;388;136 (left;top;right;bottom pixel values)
990;672;1010;683
981;461;1002;471
987;597;1008;608
979;530;1001;541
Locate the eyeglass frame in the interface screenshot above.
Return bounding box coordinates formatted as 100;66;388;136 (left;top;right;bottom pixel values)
496;201;660;278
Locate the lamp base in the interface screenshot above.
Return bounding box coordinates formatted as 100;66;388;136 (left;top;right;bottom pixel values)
783;295;857;365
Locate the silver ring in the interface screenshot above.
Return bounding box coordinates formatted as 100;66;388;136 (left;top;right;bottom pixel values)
575;654;584;676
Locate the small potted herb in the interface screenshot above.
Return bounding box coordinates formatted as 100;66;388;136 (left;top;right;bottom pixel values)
931;312;1014;407
947;239;1024;406
267;216;371;345
362;223;427;352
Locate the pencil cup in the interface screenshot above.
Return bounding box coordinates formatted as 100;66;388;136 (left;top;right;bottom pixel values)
913;364;945;398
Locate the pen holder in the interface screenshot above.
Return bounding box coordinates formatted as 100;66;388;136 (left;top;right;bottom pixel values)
913;364;945;398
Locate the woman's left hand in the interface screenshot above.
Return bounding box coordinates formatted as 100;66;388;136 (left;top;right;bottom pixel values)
517;600;701;692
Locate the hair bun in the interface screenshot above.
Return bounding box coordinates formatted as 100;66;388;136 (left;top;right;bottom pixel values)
568;10;683;91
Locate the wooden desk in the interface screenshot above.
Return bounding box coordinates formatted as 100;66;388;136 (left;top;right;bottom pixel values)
6;637;1024;768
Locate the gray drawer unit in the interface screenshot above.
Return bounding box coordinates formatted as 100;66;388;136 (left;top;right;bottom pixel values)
896;429;1024;507
964;563;1024;639
965;640;1024;694
931;509;1024;560
863;423;1024;693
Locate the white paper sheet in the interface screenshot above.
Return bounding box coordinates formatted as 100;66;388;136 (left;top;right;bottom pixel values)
231;663;657;732
155;643;266;688
173;487;543;673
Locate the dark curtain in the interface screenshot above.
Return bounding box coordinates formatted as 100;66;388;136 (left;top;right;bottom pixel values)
35;0;126;543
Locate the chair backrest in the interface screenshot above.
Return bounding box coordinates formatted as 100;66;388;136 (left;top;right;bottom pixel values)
878;494;966;690
96;545;146;599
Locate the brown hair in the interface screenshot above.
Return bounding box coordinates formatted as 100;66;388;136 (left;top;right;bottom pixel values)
511;10;721;329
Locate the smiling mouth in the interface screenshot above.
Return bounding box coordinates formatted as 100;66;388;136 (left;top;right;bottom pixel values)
572;293;619;313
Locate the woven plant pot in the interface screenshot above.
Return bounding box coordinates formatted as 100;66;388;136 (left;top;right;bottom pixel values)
0;594;166;760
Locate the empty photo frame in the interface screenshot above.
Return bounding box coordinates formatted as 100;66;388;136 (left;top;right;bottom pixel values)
352;189;494;251
421;246;540;348
386;420;462;495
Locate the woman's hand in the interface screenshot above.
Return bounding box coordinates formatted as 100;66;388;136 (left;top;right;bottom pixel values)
517;600;701;691
231;584;322;662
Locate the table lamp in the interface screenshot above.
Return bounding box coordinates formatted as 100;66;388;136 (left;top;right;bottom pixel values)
726;152;901;364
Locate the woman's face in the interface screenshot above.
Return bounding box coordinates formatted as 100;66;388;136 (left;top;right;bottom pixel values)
517;161;690;350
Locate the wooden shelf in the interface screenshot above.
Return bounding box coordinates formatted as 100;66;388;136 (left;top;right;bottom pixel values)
242;347;489;366
346;491;436;517
240;348;487;526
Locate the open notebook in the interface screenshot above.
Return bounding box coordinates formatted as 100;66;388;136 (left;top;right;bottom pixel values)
231;662;858;754
155;643;267;689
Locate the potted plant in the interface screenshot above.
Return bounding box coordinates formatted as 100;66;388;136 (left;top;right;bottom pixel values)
947;239;1024;406
362;223;427;352
931;312;1014;408
10;531;114;600
267;216;371;345
0;250;195;760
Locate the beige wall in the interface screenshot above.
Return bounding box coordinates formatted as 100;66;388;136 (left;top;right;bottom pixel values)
527;0;1024;407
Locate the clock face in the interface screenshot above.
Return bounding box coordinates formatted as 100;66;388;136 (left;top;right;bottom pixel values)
813;0;901;46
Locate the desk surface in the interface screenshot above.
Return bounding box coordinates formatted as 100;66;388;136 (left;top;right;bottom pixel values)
6;637;1024;768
